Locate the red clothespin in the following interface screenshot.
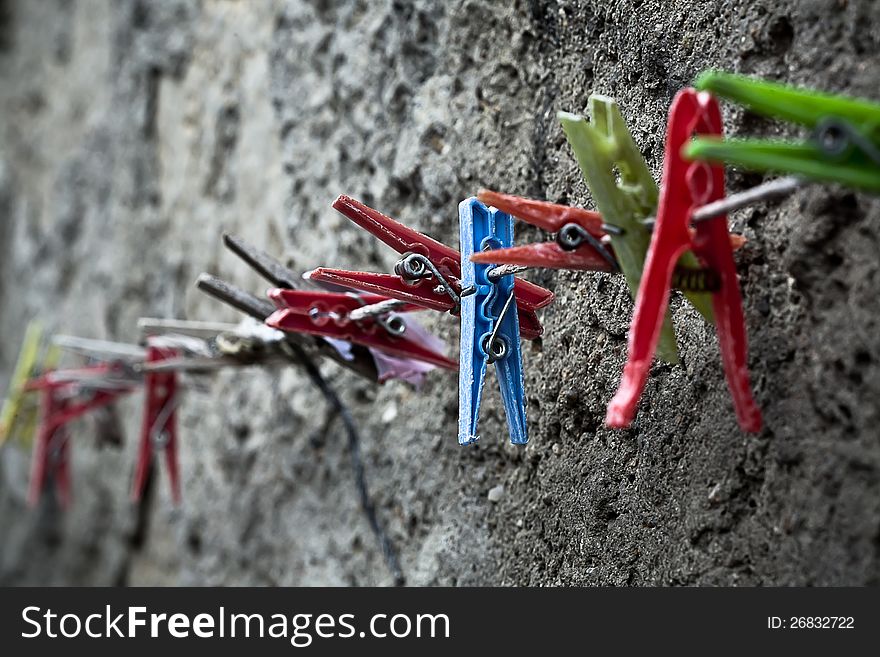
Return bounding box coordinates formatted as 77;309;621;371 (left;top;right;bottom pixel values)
306;196;554;340
131;344;181;504
606;89;762;433
25;364;134;507
28;383;73;508
472;190;616;271
472;189;746;272
265;289;458;370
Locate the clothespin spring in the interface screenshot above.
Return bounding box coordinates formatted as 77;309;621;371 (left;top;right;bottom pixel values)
394;253;475;309
148;387;178;449
555;223;621;272
484;290;516;363
813;118;880;168
348;297;408;337
307;300;408;338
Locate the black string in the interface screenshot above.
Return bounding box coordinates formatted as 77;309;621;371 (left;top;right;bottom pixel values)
196;273;404;585
286;342;405;587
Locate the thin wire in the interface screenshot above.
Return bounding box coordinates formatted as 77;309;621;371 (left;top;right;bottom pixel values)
485;290;515;363
487;264;530;281
347;298;408;322
690;175;803;223
149;391;179;448
285;341;405;586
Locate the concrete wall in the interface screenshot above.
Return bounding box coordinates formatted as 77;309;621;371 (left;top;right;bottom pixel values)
1;0;878;585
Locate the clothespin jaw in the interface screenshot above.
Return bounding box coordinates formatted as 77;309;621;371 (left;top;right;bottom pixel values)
459;198;527;446
471;190;615;271
333;195;463;281
685;71;880;192
559;96;718;362
132;344;181;504
606;88;762;433
269;289;425;315
266;289;458;370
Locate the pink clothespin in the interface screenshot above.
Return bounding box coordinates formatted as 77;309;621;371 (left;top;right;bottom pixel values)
131;344;181;504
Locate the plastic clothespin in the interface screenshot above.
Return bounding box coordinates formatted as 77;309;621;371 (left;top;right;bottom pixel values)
25;363;135;507
27;382;73;508
0;321;57;449
306;196;555;340
685;71;880;193
131;343;181;504
557;96;718;362
471;191;614;271
606;88;762;433
459;198;528;445
266;289;458;370
473;190;745;274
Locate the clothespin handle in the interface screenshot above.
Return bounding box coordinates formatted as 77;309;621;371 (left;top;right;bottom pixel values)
27;385;72;508
132;345;181;504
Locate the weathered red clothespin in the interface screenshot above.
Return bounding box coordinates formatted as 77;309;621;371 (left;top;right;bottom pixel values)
265;289;458;370
27;381;73;508
606;89;762;433
25;364;134;507
131;343;181;504
473;189;746;273
306;196;554;340
472;190;616;271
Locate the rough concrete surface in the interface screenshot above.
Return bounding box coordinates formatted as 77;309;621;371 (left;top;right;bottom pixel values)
1;0;878;586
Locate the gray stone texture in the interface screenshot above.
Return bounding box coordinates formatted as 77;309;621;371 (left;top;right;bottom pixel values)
1;0;878;586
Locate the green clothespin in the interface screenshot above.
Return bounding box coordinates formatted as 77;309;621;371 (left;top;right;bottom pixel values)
0;322;58;449
559;96;715;363
686;71;880;193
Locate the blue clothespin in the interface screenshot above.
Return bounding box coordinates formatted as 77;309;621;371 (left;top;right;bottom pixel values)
459;198;528;446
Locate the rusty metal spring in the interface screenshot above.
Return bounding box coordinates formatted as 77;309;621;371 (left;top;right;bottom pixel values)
671;266;721;293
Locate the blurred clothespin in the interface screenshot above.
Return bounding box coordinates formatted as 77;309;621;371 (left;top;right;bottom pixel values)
307;195;555;340
131;342;181;504
0;322;58;449
53;335;147;363
24;362;138;507
556;96;717;362
607;88;762;433
472;191;613;271
136;317;291;373
197;234;381;381
686;71;880;193
459;198;528;445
